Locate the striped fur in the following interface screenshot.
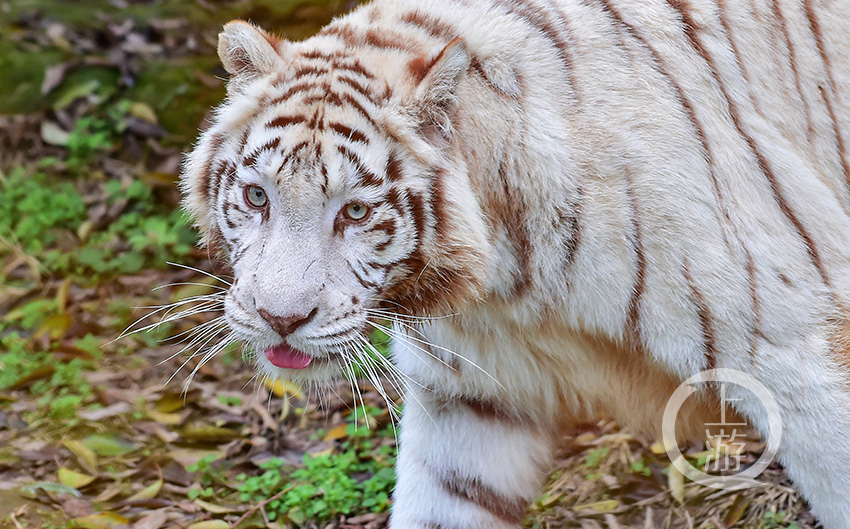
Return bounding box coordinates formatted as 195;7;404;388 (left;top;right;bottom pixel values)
181;1;850;527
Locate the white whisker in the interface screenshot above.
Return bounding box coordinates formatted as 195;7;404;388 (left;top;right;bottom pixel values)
166;261;232;286
371;319;504;389
153;282;229;292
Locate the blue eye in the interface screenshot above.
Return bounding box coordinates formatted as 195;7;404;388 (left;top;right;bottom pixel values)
244;185;268;208
343;202;370;221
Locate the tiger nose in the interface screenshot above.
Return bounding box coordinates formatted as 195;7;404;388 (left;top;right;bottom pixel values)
257;307;317;337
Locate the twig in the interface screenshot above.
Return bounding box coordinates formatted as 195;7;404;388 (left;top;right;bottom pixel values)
230;485;294;528
10;512;25;529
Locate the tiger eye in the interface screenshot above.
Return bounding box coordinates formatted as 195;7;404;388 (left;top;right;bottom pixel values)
244;185;268;209
343;202;370;221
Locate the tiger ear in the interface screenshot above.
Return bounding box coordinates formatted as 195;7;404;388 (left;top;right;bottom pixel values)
218;20;287;82
412;38;469;140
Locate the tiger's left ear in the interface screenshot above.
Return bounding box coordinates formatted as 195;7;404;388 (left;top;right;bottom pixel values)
412;38;469;140
218;20;288;84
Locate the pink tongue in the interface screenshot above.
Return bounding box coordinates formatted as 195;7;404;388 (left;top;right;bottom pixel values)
265;344;312;369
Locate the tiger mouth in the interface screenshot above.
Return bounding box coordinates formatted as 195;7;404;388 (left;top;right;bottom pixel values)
261;343;343;371
264;343;314;369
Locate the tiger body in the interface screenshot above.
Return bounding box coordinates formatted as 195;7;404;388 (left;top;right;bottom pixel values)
182;0;850;527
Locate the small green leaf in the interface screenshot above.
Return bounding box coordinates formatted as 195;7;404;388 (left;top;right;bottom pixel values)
82;433;137;457
58;467;96;489
20;481;81;498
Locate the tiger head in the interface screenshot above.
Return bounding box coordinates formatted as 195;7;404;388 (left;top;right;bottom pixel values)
180;21;491;382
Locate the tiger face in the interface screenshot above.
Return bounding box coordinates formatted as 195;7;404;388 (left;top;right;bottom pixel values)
181;21;490;382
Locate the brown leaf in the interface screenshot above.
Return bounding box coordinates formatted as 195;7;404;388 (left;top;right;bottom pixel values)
10;366;55;390
131;510;168;529
59;497;96;518
71;512;131;529
723;495;750;526
41;61;76;95
178;423;242;444
77;403;133;421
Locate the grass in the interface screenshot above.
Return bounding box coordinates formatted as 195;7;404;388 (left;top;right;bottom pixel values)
0;166;196;283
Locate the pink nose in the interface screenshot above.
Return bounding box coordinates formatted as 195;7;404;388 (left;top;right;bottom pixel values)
257;307;317;337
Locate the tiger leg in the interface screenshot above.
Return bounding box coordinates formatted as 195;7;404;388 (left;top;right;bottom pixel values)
720;337;850;529
389;387;554;529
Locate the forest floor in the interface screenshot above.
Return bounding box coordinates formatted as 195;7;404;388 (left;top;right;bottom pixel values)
0;0;821;528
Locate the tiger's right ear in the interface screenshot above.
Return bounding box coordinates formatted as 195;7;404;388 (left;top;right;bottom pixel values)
218;21;287;83
411;38;469;141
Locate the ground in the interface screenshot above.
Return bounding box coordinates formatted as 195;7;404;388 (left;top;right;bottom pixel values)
0;0;822;527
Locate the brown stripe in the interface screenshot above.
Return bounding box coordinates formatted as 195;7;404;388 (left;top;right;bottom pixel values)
598;0;733;255
559;188;582;271
209;160;235;206
340;92;378;129
372;219;397;252
438;468;529;524
320;24;358;46
319;161;329;194
242;137;281;167
348;261;378;288
408;53;438;85
492;0;579;100
336;75;376;104
469;56;516;99
271;82;318;105
230;201;249;216
365;28;418;52
332;58;375;80
370;219;397;236
452;394;534;426
329;122;369;144
683;259;717;370
222;201;239;229
667;0;831;288
715;0;759;114
497;159;533;297
267;114;309;129
322;23;418;53
508;223;532;297
408;191;428;240
338;145;382;187
275;140;311;174
292;65;329;79
803;0;850;194
287;140;310;156
771;2;816;143
301;90;343;107
385;186;405;214
744;249;761;363
386;153;404;182
300;49;337;61
198;133;225;203
308;108;324;130
223;237;237;257
430;169;448;241
624;173;646;344
401;10;456;40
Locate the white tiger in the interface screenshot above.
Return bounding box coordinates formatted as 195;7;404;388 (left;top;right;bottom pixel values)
181;0;850;527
